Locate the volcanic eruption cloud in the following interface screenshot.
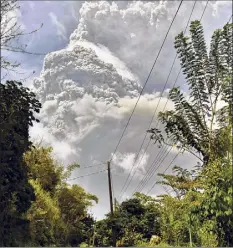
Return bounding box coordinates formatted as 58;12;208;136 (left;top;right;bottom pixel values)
30;1;221;218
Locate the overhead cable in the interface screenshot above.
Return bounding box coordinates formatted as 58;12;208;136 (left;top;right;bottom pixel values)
67;169;107;181
118;0;197;200
110;0;184;165
124;0;209;200
146;152;179;195
116;0;184;199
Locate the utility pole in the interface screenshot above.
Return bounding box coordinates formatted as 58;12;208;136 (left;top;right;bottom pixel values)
92;218;96;247
107;161;116;247
114;198;117;212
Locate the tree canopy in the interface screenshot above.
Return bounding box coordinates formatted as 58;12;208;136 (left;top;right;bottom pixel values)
0;80;41;246
148;21;232;165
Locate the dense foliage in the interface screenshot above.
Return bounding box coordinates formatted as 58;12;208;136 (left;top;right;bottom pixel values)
94;193;161;247
24;146;98;246
0;81;41;246
146;20;232;246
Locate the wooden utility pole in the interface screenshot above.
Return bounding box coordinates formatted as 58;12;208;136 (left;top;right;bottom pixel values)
114;198;117;212
107;161;116;247
107;161;114;213
92;219;96;247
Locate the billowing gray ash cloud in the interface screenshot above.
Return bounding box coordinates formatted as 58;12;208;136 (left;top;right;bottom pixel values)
31;1;179;166
30;1;223;219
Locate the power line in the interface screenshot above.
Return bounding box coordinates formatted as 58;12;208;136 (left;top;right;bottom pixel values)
28;162;106;176
138;146;173;194
122;0;209;200
67;169;107;181
227;14;232;23
118;138;151;200
116;0;184;199
132;145;164;193
109;0;184;165
134;144;171;194
118;0;197;200
33;167;107;181
200;0;209;20
146;151;179;195
162;152;179;174
80;162;105;169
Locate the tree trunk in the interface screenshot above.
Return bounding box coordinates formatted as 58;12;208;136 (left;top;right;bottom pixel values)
189;226;192;247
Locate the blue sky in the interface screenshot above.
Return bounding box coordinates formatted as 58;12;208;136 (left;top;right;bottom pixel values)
2;1;83;81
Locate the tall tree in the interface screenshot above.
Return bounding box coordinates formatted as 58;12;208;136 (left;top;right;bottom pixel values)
0;81;41;246
24;145;98;246
148;21;232;246
148;21;232;165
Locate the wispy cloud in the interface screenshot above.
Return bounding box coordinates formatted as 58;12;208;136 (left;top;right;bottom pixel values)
49;12;67;41
112;151;149;179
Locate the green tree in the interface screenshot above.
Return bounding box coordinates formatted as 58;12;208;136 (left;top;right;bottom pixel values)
95;194;161;247
24;146;66;246
24;146;63;195
26;180;63;246
148;21;232;165
194;151;233;246
156;165;201;200
94;218;112;247
57;184;98;246
24;145;98;246
154;166;203;246
148;21;232;247
0;81;41;246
